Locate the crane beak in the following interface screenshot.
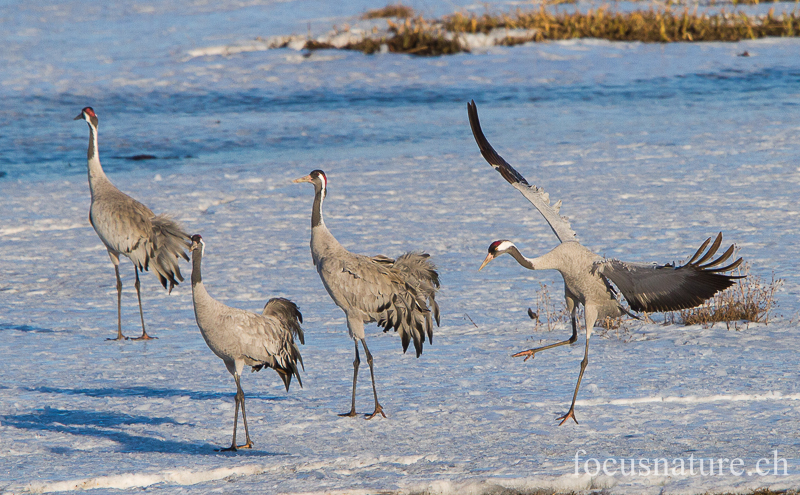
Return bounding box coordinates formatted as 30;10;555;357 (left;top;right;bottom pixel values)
478;253;494;271
73;112;84;121
293;174;313;184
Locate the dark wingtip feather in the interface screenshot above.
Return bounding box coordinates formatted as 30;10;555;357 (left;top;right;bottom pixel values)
467;100;529;186
708;257;744;273
692;232;723;266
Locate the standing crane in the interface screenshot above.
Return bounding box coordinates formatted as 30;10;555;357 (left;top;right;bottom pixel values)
294;170;440;419
189;234;304;451
468;100;744;425
75;107;189;340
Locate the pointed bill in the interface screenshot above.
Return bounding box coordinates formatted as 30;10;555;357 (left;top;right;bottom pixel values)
478;253;494;271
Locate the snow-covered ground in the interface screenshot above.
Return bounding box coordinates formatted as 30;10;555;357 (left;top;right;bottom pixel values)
1;1;800;494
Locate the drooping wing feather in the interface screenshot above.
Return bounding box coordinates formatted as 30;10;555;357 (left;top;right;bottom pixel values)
317;251;438;357
467;100;578;244
91;184;189;293
593;233;744;313
263;297;304;345
214;304;303;390
392;252;441;328
150;214;190;293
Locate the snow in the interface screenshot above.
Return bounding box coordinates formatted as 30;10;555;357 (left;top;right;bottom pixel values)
1;0;800;494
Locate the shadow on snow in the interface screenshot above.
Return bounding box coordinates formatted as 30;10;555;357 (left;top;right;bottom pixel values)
0;323;58;334
25;385;291;402
1;407;290;456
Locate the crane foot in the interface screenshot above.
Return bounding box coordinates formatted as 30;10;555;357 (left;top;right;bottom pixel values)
106;335;129;341
131;334;157;341
556;408;579;426
217;440;253;452
338;409;358;417
365;404;386;420
512;348;537;362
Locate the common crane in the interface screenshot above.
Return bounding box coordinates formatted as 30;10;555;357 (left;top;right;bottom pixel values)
75;107;189;340
468;100;743;425
189;234;304;450
294;170;440;419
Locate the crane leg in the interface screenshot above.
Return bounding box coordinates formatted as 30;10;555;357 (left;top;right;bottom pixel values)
107;263;128;341
339;341;360;417
220;374;253;451
557;309;596;426
236;374;254;449
131;268;156;340
361;339;386;420
513;306;578;361
220;385;240;451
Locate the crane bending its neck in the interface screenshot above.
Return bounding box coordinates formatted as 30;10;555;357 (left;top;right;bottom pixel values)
480;240;537;271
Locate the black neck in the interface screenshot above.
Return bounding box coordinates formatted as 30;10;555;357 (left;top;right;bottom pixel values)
311;183;324;228
87;124;97;161
191;248;202;285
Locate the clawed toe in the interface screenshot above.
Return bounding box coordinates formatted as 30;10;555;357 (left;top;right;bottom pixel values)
512;349;536;362
217;440;253;452
556;409;578;426
365;405;386;420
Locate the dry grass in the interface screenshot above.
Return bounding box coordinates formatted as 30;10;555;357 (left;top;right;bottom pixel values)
362;3;415;19
347;16;463;56
678;264;782;328
334;4;800;56
527;282;571;332
445;6;800;43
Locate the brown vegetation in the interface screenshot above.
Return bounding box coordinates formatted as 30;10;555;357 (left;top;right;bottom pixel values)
678;264;782;328
445;6;800;43
347;16;463;56
362;3;415;20
331;5;800;55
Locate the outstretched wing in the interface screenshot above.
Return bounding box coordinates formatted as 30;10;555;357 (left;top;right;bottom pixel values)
593;233;744;313
467;100;578;244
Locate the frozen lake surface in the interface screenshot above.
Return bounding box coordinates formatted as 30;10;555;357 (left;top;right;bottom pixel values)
1;1;800;493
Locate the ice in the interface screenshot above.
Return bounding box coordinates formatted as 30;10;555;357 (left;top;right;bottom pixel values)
2;0;800;494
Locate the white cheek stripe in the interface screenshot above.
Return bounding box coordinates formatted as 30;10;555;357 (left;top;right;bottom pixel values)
497;241;514;251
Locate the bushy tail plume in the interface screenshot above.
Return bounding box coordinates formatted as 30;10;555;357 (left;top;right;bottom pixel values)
150;214;190;293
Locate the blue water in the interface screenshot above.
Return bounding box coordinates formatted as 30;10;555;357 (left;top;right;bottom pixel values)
2;0;800;181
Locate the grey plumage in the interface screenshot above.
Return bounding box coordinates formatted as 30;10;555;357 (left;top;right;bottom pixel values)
469;100;744;425
294;170;440;419
189;234;303;451
75;107;189;340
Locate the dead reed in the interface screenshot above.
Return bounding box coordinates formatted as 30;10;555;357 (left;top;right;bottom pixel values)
678;264;782;328
362;3;415;20
347;16;463;55
331;5;800;55
445;6;800;43
527;282;571;332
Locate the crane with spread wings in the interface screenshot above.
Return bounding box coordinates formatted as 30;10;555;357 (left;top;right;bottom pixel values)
469;100;743;425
